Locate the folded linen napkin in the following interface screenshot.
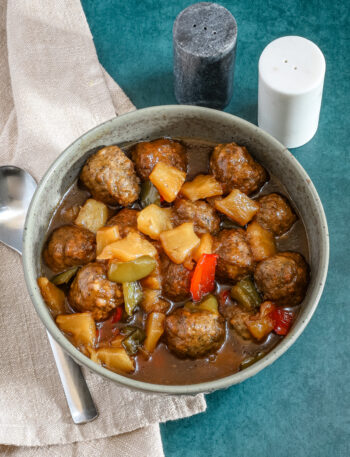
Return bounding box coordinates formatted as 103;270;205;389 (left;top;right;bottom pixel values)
0;0;206;455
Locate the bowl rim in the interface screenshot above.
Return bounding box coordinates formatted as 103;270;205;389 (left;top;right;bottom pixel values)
23;105;329;394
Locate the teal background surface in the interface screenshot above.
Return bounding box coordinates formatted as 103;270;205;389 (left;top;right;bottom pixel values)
81;1;350;455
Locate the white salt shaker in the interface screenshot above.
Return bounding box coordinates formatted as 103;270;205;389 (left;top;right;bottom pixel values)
258;36;326;148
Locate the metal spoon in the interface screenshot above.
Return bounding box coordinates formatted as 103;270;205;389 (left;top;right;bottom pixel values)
0;165;98;424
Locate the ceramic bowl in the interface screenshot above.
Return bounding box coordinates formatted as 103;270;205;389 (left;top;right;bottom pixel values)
23;105;329;394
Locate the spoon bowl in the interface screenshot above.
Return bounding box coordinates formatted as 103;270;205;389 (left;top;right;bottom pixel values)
0;166;36;253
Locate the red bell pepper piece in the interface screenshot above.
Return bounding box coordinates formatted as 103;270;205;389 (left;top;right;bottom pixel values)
112;306;123;323
190;253;218;302
270;308;295;335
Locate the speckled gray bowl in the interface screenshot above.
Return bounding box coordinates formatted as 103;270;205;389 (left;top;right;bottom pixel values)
23;105;329;394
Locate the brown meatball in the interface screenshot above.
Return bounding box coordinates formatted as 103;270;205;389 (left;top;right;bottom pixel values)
80;145;140;206
43;225;96;273
161;254;192;301
209;143;267;195
254;252;309;306
213;229;255;281
69;262;123;321
132;138;187;180
165;308;225;358
106;208;139;238
255;193;297;236
219;298;253;340
173;199;220;235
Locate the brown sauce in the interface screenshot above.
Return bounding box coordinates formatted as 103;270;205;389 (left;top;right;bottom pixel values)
44;138;309;385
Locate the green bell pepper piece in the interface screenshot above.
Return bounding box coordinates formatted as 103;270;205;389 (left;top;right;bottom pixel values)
140;180;161;208
122;327;146;355
198;294;219;314
52;266;79;285
220;217;241;230
184;294;219;314
123;281;143;315
108;255;156;283
231;278;262;311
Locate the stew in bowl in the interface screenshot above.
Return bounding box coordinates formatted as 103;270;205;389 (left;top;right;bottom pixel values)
37;136;310;385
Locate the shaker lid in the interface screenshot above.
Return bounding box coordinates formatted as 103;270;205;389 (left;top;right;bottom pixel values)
173;2;237;58
259;36;326;95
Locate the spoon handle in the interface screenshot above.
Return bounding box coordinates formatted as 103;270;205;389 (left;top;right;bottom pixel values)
47;332;98;424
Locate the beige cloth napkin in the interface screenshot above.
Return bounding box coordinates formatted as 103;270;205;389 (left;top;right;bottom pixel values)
0;427;165;457
0;0;206;455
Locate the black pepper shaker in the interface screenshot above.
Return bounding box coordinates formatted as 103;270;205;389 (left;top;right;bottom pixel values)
173;2;237;110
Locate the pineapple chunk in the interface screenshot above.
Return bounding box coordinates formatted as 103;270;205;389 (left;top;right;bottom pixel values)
140;254;162;289
93;347;134;373
149;162;186;203
37;277;66;317
144;312;166;353
246;221;277;262
96;225;120;255
245;301;275;340
141;289;169;314
181;174;223;201
160;222;200;264
75;198;108;233
56;312;96;348
215;189;259;226
193;233;213;262
137;205;173;240
97;231;157;261
87;347;100;364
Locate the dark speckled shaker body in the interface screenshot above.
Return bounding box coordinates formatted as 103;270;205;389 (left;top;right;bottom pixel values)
173;2;237;110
